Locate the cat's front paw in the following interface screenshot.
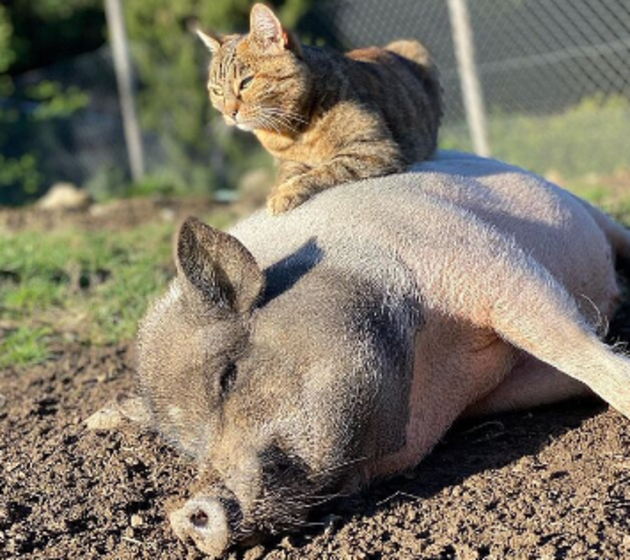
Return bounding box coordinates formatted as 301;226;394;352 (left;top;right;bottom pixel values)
267;185;311;215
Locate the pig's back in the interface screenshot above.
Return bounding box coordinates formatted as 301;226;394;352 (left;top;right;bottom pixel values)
229;151;614;308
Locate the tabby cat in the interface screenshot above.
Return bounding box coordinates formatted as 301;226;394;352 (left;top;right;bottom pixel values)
197;4;443;214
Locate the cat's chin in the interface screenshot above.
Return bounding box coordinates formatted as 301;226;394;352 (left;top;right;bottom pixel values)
222;115;253;132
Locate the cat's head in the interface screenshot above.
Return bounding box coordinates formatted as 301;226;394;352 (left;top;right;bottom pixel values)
197;4;310;134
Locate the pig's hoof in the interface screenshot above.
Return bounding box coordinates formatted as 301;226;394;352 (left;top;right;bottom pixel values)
169;495;231;557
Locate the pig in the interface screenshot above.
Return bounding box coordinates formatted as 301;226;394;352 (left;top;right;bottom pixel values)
133;150;630;557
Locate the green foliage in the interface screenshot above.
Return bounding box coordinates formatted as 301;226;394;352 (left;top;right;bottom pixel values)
26;81;89;120
0;1;104;206
0;6;16;73
0;222;173;364
0;154;41;196
0;326;51;368
0;78;92;205
441;95;630;179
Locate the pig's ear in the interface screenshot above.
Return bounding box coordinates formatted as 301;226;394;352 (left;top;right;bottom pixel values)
176;217;264;314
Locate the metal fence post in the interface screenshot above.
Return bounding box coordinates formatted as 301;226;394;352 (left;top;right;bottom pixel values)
104;0;145;182
447;0;491;157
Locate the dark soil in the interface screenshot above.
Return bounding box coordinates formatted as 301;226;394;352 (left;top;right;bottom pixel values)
2;343;630;560
2;201;630;560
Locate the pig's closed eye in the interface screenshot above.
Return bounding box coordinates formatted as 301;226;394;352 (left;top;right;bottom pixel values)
220;363;237;395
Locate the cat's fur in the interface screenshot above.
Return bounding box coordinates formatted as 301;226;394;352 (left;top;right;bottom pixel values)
197;4;443;214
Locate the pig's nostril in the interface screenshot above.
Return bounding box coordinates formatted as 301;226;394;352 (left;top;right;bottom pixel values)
171;496;234;556
189;509;209;528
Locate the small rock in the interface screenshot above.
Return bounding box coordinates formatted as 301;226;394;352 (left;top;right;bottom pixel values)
89;203;107;217
243;544;265;560
160;208;176;222
130;514;143;528
85;406;125;431
38;183;91;211
116;395;152;425
123;526;134;538
585;531;599;545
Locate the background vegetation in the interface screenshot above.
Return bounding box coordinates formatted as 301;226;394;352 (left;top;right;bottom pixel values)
0;0;312;205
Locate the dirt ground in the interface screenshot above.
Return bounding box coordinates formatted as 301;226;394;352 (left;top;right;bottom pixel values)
2;200;630;559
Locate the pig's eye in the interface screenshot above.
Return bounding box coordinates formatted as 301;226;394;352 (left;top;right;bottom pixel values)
220;363;237;395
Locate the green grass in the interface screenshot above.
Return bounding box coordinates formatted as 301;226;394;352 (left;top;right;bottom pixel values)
0;221;177;366
0;325;51;368
441;95;630;179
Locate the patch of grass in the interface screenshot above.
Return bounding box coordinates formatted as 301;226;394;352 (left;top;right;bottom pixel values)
566;179;630;215
0;211;233;368
0;221;179;366
441;95;630;180
0;325;51;367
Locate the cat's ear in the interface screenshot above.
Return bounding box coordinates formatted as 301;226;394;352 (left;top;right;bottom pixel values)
195;27;222;54
249;4;288;54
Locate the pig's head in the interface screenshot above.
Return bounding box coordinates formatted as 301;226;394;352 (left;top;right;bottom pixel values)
135;217;412;556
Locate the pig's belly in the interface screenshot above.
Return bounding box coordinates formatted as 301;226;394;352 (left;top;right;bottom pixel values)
370;317;516;479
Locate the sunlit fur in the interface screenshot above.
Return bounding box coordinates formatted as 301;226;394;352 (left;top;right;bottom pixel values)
200;4;443;214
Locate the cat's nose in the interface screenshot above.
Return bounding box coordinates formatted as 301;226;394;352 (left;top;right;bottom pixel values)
225;101;239;119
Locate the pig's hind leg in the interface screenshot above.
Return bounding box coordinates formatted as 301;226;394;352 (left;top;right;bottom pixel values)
463;356;593;417
488;259;630;419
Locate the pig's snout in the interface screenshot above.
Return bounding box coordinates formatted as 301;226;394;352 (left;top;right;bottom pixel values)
169;495;236;558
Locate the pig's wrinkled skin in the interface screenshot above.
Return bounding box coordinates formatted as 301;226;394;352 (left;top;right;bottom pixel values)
132;151;630;557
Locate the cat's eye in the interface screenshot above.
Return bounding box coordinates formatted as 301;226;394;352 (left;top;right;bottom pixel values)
240;76;254;91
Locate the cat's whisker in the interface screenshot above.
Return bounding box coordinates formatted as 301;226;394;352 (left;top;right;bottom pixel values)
259;109;301;133
264;107;309;125
263;107;308;120
257;113;283;134
261;107;308;126
270;113;304;133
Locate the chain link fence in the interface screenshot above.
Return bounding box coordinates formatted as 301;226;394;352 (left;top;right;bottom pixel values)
5;0;630;202
316;0;630;180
